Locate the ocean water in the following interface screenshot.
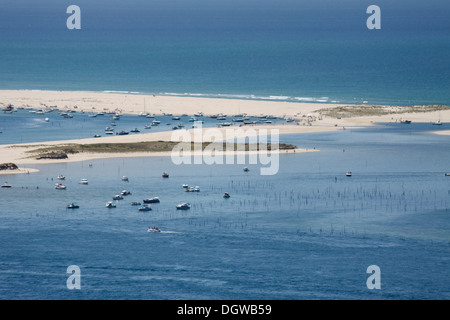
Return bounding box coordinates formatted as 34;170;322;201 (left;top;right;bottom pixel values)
0;114;449;299
0;0;450;300
0;0;449;105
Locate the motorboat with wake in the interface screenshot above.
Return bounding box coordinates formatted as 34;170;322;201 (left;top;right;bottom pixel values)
148;227;161;233
106;202;117;208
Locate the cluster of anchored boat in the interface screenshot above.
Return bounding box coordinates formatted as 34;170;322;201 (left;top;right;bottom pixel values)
63;171;232;213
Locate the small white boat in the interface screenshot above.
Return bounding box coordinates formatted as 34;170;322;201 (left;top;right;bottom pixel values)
67;203;79;209
148;227;161;233
112;195;124;200
122;176;129;182
79;179;89;185
106;202;117;208
121;190;131;196
346;171;352;177
243;167;249;172
139;205;152;212
176;203;191;210
182;184;189;188
445;173;450;176
55;183;66;190
223;192;231;198
1;182;12;188
57;175;65;180
185;186;200;192
45;118;50;122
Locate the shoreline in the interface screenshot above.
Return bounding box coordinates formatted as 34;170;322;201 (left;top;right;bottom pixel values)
1;89;449;173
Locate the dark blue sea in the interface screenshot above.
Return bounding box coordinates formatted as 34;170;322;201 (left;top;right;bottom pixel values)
0;0;449;300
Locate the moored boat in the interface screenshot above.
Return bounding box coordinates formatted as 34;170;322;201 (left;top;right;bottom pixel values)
162;172;169;178
67;203;80;209
223;192;230;198
55;183;66;190
113;195;124;200
1;182;12;188
185;186;200;192
139;205;152;212
106;201;117;208
346;171;352;177
176;203;191;210
148;226;161;233
143;197;160;203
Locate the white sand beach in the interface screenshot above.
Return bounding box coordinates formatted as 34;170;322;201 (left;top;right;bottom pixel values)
0;90;448;170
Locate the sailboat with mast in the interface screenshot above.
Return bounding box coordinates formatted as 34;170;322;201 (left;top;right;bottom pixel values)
433;107;443;125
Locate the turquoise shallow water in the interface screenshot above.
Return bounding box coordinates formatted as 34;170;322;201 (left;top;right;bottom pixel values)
0;115;449;299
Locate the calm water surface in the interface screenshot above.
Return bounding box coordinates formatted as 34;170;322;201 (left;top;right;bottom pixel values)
0;119;449;299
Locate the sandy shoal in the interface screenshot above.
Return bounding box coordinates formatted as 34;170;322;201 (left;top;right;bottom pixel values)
1;89;449;168
0;125;321;165
0;168;39;175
